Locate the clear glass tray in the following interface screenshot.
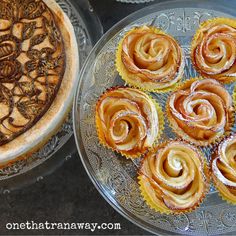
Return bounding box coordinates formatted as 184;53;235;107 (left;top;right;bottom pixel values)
74;0;236;235
0;0;103;192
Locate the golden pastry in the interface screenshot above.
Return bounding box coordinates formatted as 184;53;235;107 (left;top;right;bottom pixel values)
191;18;236;83
212;135;236;204
138;140;209;214
95;87;163;158
116;25;184;92
167;78;234;146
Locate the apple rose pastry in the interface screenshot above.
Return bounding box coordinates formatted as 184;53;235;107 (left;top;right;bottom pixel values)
191;18;236;83
138;141;209;214
167;78;234;146
212;135;236;204
116;25;184;92
95;87;163;158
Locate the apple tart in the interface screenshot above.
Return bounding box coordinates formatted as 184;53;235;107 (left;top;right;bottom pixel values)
0;0;78;165
95;87;164;158
116;25;184;92
167;78;234;146
138;140;209;214
191;18;236;83
212;135;236;204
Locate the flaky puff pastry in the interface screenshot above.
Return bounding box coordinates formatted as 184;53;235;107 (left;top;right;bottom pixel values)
116;26;184;92
191;18;236;83
167;78;234;146
138;140;209;214
95;87;164;158
212;135;236;204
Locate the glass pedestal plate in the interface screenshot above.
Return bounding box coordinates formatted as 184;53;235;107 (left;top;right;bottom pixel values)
74;0;236;235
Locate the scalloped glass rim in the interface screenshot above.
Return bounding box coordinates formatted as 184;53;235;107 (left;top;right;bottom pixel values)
74;0;236;235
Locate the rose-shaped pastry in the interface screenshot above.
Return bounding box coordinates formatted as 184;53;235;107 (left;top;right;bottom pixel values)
212;135;236;204
95;87;163;158
138;141;209;214
167;78;234;146
116;26;184;92
191;18;236;83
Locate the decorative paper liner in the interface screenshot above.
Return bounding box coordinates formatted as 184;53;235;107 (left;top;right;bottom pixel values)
212;174;236;205
138;140;210;214
166;77;235;147
233;85;236;109
115;26;185;93
211;135;236;205
95;86;164;159
191;17;236;84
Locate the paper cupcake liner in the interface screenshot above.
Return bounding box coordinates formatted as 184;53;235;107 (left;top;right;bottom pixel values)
115;26;185;93
212;174;236;205
95;86;164;159
138;140;210;215
191;18;236;83
138;175;172;214
167;77;235;147
232;84;236;113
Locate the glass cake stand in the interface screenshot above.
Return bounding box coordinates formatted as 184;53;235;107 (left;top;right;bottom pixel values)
74;0;236;235
0;0;103;192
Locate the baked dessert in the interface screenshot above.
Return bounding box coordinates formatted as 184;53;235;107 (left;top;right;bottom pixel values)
167;78;234;146
211;135;236;204
138;140;209;214
95;87;163;158
0;0;78;165
191;18;236;83
116;25;184;92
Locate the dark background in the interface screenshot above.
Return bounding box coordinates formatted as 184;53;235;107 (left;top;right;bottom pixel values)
0;0;155;235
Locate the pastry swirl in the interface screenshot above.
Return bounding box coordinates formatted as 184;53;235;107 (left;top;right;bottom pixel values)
191;18;236;83
96;87;163;158
116;26;184;92
212;135;236;204
138;141;209;214
167;78;234;146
